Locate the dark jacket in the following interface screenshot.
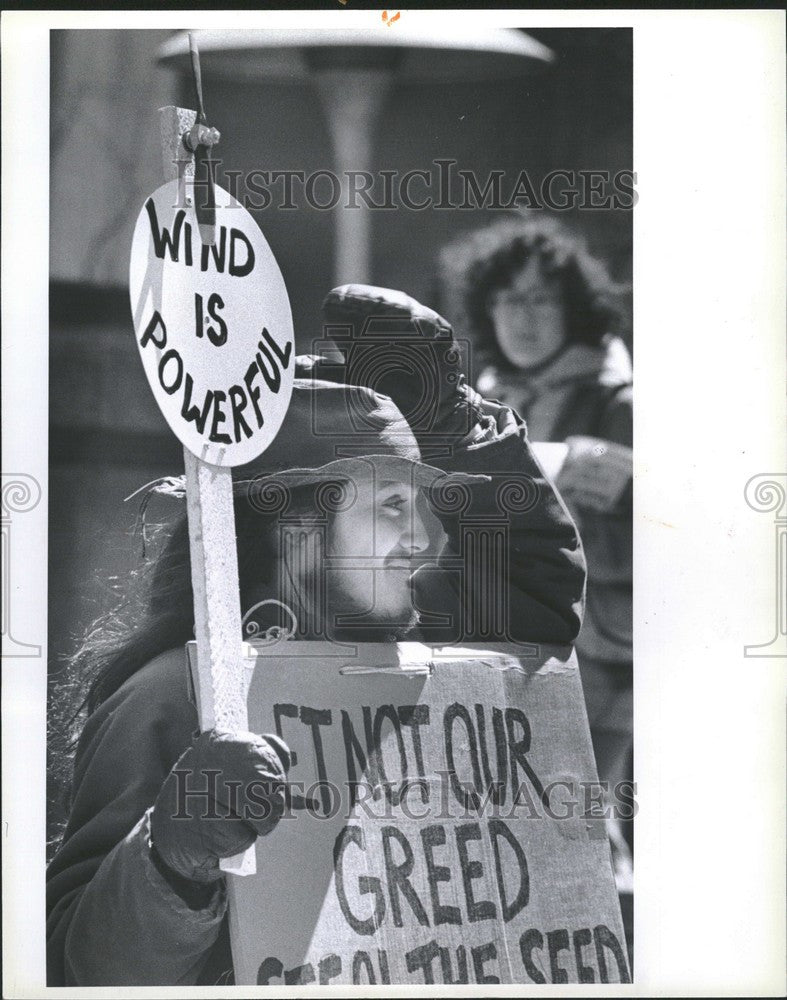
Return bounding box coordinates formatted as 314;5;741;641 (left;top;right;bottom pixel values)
46;401;585;986
478;336;632;663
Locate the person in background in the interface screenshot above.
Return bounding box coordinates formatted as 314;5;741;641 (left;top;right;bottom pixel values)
442;217;634;892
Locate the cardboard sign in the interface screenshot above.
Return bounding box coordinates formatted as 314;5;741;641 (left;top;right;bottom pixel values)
188;641;631;985
129;180;294;466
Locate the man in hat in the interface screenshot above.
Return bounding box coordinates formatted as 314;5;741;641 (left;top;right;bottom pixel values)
312;284;585;646
47;286;585;985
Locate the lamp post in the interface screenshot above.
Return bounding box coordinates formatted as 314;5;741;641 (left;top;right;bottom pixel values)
159;27;553;284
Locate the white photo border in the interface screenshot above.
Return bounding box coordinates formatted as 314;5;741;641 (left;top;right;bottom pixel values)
2;7;785;998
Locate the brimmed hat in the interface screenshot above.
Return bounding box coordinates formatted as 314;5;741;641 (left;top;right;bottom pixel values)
133;373;487;507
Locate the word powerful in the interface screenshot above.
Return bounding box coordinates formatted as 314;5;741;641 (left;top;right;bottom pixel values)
140;314;290;446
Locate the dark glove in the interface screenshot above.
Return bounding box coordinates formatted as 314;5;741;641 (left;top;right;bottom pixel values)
321;284;485;446
150;730;291;884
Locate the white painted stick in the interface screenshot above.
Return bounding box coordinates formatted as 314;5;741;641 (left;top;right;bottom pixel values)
184;452;255;876
160;106;255;876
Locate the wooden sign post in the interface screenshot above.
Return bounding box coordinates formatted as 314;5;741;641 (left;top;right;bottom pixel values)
128;49;295;874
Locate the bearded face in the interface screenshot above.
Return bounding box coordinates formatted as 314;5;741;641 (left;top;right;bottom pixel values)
323;479;434;640
251;478;437;641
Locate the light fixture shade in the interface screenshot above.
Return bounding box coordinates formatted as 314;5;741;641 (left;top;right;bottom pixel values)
158;27;554;82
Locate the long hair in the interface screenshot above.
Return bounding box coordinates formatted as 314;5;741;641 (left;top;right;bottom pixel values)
58;482;328;721
440;215;624;372
46;481;331;856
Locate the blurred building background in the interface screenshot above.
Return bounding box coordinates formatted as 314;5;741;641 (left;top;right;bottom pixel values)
49;26;632;681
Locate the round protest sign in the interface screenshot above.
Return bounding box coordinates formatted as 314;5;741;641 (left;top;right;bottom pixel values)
129;180;294;467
